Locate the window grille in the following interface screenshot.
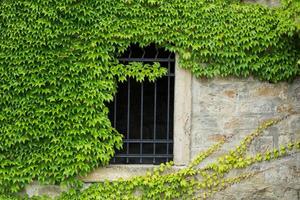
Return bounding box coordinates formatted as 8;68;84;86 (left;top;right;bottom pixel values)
108;44;175;164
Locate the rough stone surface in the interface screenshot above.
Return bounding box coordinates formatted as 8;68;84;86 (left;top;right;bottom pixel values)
25;182;68;198
173;59;192;165
80;164;183;182
242;0;281;7
213;154;300;200
191;77;300;200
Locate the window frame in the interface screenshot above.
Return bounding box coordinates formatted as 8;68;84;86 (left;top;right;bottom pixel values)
81;54;192;182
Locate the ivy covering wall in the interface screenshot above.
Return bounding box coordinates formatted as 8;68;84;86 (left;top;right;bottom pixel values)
0;0;299;196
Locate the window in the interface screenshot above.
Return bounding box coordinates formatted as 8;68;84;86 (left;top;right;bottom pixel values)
108;44;175;165
82;46;191;181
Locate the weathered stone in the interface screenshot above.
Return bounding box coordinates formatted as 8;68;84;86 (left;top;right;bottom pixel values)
191;77;300;199
239;100;278;114
213;156;300;199
250;136;273;153
207;134;227;142
224;117;240;129
254;85;283;97
276;103;294;113
242;0;281;7
25;182;67;198
226;116;260;131
223;89;238;98
80;165;156;182
290;115;300;131
191;114;220;130
173;64;192;165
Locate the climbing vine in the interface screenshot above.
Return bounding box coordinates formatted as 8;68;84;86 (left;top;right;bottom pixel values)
0;0;299;196
3;115;299;199
55;115;299;200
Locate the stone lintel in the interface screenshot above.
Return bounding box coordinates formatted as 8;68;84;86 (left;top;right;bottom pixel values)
80;165;184;182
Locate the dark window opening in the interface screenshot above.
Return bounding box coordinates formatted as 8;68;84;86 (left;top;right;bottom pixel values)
108;44;175;164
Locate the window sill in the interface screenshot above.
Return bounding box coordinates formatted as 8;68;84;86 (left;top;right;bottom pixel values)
80;164;186;182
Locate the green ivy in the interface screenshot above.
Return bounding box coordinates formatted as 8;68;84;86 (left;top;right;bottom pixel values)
0;0;299;195
28;116;300;199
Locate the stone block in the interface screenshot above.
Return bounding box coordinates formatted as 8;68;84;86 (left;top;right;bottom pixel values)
191;130;220;148
193;98;237;117
289;115;300;132
223;89;238;98
25;182;67;198
250;136;273;153
258;0;281;7
288;79;300;102
253;84;288;98
276;103;294;114
224;116;260;131
191;115;221;130
239;100;278;115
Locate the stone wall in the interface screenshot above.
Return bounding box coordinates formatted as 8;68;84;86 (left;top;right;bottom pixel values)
21;64;300;199
23;77;300;199
190;77;300;200
242;0;280;7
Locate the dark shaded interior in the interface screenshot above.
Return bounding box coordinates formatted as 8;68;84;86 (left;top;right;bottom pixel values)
108;44;175;164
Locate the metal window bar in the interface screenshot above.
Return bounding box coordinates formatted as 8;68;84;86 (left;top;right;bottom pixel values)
112;93;117;164
127;78;131;164
109;44;175;165
140;83;144;164
153;82;157;164
166;55;171;162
